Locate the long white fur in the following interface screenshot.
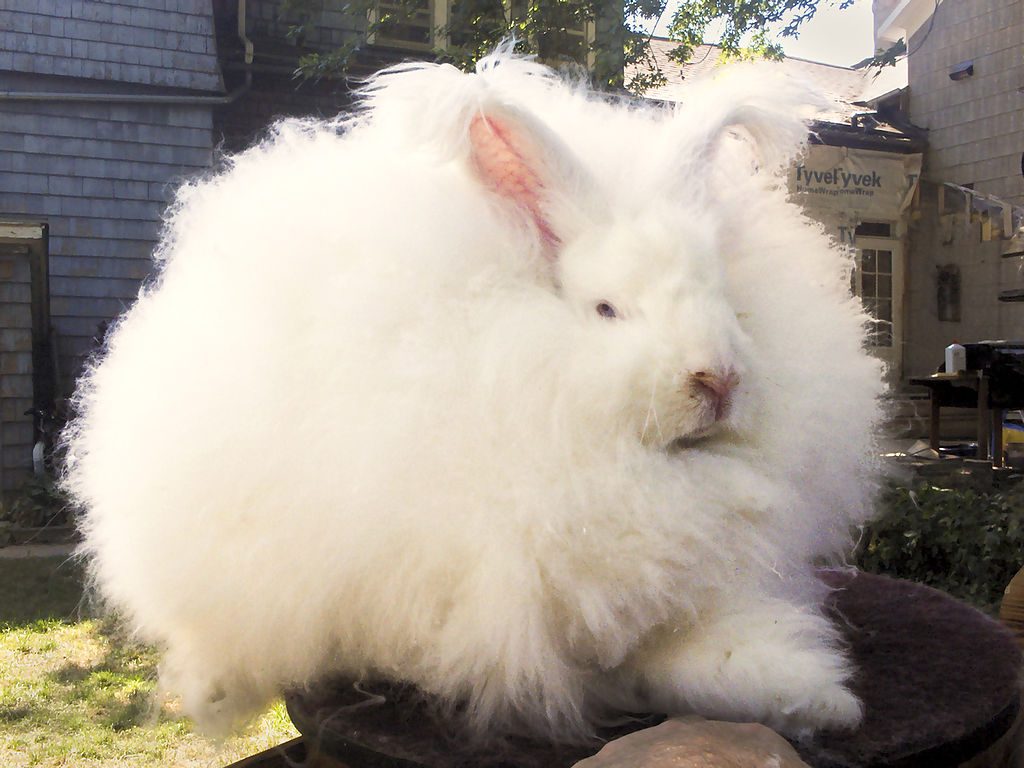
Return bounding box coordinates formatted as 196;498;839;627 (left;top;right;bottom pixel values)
64;50;884;743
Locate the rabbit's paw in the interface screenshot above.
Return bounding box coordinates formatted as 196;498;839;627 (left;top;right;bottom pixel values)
620;599;862;738
747;640;863;739
769;676;862;739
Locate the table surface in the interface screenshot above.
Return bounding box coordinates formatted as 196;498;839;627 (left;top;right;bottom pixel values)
286;571;1022;768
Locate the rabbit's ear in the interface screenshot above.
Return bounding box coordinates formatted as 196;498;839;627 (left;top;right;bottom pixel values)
468;110;582;258
672;67;824;175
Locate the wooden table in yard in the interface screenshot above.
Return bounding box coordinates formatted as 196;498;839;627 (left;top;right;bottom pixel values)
910;372;1021;466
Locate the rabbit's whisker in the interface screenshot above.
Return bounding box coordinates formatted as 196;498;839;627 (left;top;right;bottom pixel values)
641;375;663;445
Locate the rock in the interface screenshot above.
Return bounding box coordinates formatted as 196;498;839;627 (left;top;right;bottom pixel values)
571;716;809;768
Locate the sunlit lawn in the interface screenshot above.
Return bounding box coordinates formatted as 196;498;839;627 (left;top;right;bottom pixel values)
0;556;298;767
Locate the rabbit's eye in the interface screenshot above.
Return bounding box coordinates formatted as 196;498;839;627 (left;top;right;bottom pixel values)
595;302;618;319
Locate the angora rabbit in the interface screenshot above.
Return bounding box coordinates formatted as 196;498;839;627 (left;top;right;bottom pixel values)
64;50;883;743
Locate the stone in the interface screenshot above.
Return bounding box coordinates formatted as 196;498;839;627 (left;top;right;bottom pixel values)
571;716;810;768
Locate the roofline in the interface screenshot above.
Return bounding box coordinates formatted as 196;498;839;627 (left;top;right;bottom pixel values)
811;120;927;154
645;37;858;72
876;0;941;46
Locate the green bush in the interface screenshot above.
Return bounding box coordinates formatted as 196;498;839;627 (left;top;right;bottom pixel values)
855;480;1024;612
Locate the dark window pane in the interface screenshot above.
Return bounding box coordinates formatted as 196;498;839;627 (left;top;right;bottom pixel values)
868;321;892;348
877;299;892;322
861;249;876;273
878;250;892;273
862;274;876;298
856;221;892;237
878;274;892;298
377;1;432;45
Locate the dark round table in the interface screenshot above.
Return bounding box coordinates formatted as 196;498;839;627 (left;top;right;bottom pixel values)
286;570;1022;768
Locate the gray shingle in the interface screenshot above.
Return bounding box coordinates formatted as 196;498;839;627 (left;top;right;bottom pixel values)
10;151;73;176
51;296;137;320
0;375;33;399
183;12;212;34
29;0;60;15
50;275;145;299
0;330;32;355
0;173;48;195
129;6;182;33
0;10;34;34
112;179;151;200
51;253;155;280
4;5;221;91
110;4;134;25
0;191;61;215
174;0;210;15
64;18;106;44
0;132;26;151
81;177;115;197
47;176;85;196
35;34;73;56
74;2;116;23
12;51;49;73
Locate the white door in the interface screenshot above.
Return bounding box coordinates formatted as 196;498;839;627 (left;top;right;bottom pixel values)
853;233;904;382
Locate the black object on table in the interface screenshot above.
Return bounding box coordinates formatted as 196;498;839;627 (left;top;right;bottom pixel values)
910;341;1024;466
286;570;1021;768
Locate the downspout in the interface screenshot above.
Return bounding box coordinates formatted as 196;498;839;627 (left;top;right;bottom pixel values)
0;0;254;105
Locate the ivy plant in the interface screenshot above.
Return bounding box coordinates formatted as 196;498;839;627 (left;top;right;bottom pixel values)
855;481;1024;613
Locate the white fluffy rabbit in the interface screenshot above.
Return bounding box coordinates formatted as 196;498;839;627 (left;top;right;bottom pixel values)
64;50;883;743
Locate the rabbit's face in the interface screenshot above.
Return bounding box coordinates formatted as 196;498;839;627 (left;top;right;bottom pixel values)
465;107;765;450
557;206;752;450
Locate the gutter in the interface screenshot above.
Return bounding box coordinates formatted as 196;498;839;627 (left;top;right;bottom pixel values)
0;0;254;106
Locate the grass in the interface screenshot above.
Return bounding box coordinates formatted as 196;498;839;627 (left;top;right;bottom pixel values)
0;556;298;768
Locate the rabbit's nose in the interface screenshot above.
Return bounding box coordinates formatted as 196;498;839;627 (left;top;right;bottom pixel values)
690;368;740;421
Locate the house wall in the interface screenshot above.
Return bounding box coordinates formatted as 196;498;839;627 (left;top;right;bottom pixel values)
900;0;1024;378
904;185;1012;378
0;1;221;397
0;241;36;494
789;145;921;384
211;0;364;152
906;0;1023;205
872;0;904;36
0;92;214;391
0;0;629;488
0;0;222;91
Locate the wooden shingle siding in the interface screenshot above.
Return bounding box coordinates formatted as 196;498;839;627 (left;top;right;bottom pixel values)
907;0;1024;205
901;0;1024;380
0;1;221;92
0;97;213;392
0;249;34;491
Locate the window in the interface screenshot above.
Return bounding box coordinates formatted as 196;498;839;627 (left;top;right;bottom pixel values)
856;247;894;347
854;222;892;238
371;1;441;49
369;1;594;64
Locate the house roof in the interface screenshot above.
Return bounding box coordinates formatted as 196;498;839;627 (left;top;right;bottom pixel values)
632;38;925;153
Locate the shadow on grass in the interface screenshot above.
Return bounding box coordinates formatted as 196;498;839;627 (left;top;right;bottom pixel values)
1;555;159;733
0;555;89;627
48;615;162;731
0;556;298;765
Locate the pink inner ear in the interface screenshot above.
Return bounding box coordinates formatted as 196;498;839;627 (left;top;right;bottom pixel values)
469;114;560;254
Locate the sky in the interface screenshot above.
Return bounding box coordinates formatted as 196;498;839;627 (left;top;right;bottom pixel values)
653;0;878;69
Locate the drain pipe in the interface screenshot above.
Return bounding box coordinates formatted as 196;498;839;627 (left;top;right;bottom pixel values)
0;0;254;105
